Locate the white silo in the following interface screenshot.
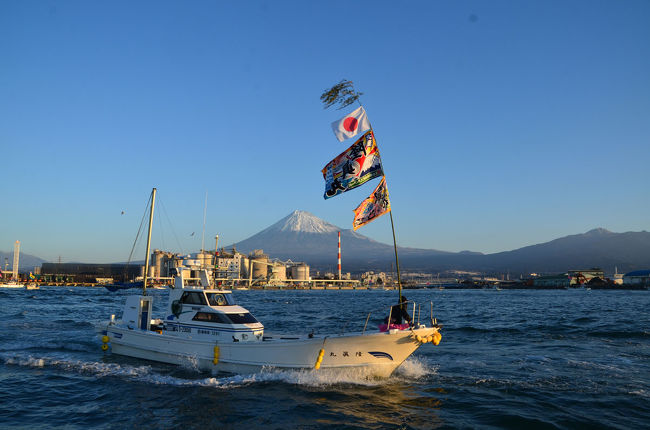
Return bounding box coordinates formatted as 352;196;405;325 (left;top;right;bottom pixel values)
270;262;287;283
291;263;310;281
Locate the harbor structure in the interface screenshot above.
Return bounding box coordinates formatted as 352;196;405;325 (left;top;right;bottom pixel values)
532;274;571;288
568;268;604;285
12;241;20;281
623;270;650;286
38;247;311;287
215;248;248;280
40;263;142;283
152;249;177;280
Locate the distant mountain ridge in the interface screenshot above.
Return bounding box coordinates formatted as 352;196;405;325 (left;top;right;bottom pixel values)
8;212;650;276
228;211;650;275
0;251;46;273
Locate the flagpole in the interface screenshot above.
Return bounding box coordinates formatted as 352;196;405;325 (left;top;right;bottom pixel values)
389;211;403;303
320;81;403;305
368;125;402;305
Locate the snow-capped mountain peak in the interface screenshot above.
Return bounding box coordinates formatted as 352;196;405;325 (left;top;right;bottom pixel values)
268;210;340;234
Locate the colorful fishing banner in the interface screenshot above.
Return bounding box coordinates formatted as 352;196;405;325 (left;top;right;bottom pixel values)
322;130;383;199
352;176;391;230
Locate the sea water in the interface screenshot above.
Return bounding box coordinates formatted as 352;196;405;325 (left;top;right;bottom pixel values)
0;287;648;429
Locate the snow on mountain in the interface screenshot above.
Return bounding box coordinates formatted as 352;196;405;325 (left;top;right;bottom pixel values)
229;210;452;270
260;210;339;234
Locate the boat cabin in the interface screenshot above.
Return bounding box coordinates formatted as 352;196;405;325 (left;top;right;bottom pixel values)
164;265;264;342
116;262;264;342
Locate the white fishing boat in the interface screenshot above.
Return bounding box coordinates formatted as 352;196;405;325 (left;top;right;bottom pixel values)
98;189;442;377
0;281;24;289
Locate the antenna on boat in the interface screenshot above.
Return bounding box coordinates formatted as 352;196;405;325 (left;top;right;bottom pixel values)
142;187;156;295
201;191;208;253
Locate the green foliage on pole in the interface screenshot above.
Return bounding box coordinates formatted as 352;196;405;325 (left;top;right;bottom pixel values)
320;80;363;110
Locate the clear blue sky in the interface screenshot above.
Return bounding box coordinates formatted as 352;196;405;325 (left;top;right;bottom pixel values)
1;1;649;263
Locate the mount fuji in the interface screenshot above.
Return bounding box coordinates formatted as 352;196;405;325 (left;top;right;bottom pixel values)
227;210;452;270
227;211;650;274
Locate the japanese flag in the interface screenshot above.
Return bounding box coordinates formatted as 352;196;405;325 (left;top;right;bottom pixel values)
331;106;371;142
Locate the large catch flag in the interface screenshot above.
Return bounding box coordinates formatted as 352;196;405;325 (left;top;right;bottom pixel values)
322;130;383;199
331;106;371;142
352;176;391;230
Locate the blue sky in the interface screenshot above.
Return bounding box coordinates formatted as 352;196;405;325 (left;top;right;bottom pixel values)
1;1;649;263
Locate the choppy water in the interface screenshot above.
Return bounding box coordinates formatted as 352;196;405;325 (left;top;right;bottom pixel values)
1;287;648;429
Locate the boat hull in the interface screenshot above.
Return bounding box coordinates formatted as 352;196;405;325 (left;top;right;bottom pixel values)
0;283;24;288
101;325;438;377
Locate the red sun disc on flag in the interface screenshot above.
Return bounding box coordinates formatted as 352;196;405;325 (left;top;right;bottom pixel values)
343;117;358;132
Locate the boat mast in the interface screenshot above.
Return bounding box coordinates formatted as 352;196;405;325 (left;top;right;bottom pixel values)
201;191;208;254
142;188;156;295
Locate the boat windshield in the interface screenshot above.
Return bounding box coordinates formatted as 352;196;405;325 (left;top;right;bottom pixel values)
225;312;259;324
180;291;208;305
206;292;234;306
192;311;259;324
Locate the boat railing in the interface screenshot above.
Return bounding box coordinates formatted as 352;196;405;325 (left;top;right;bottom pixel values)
356;300;436;335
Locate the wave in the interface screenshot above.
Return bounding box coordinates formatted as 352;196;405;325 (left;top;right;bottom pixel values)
628;389;649;399
565;359;626;373
586;330;650;339
451;326;526;334
0;352;438;390
448;324;649;340
6;310;29;319
571;317;599;324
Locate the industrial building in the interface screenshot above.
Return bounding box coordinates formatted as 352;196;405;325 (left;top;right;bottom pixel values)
40;263;142;283
531;274;571;288
567;268;604;285
216;248;310;286
39;247;310;287
623;270;650;286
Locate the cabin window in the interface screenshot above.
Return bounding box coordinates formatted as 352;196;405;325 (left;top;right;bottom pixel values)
180;291;207;305
206;293;234;306
192;312;231;324
225;313;259;324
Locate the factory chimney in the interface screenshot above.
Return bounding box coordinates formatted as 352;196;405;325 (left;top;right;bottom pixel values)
337;232;341;280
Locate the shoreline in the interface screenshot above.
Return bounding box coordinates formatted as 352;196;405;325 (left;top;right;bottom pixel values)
6;283;648;291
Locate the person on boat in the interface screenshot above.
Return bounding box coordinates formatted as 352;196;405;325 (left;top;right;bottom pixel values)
386;296;412;326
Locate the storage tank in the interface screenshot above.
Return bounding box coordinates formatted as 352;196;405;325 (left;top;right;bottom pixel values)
249;250;269;279
291;263;310;281
270;263;287;282
153;250;165;279
139;265;156;279
183;259;202;269
240;256;250;278
195;251;214;268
